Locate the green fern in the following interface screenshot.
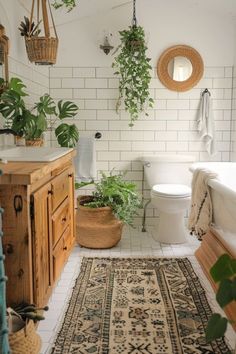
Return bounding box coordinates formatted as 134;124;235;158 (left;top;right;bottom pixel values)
81;172;142;226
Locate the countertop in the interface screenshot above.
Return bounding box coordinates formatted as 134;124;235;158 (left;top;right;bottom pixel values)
0;150;76;185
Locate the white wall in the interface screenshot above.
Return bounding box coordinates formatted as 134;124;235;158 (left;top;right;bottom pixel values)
50;0;236;225
231;24;236;162
54;0;236;67
0;0;49;113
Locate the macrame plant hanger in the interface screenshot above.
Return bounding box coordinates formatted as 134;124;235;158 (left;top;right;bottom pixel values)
25;0;58;65
132;0;137;27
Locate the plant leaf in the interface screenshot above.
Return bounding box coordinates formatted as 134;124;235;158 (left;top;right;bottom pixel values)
210;254;236;282
57;100;78;119
35;94;56;115
205;313;228;342
55;123;79;147
0;90;25;120
8;78;28;96
216;277;236;308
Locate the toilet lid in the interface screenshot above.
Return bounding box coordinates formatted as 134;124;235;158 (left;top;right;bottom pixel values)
152;184;191;198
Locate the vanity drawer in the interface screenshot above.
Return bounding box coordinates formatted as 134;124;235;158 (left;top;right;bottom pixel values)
51;171;70;212
52;226;70;282
52;197;70;247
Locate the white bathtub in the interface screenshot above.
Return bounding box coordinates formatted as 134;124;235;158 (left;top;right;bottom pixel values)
190;162;236;243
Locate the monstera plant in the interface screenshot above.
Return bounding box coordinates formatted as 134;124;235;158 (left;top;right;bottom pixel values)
112;25;154;127
0;78;79;147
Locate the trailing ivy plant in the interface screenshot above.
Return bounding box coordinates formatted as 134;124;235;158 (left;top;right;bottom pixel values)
205;254;236;345
112;25;154;127
51;0;78;12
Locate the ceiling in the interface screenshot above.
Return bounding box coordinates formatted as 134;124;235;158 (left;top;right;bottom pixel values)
20;0;236;25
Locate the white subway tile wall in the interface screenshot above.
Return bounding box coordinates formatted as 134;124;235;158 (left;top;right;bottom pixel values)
49;66;233;224
231;67;236;161
9;57;49;105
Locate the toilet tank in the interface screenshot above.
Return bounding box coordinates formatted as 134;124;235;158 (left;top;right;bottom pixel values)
141;154;196;188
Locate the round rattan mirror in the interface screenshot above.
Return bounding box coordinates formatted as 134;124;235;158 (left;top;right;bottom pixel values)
157;45;204;92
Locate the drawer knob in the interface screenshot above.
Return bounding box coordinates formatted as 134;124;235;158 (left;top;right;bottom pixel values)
5;244;14;255
63;246;67;251
48;190;53;195
17;268;24;278
68;174;73;178
62;217;67;223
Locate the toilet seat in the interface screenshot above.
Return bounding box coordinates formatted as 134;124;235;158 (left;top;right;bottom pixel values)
152;184;191;198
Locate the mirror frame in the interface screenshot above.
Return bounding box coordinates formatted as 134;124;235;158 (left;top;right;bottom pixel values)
0;24;9;93
157;45;204;92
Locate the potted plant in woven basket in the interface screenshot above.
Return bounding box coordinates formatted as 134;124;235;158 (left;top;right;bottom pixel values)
7;303;48;354
76;172;142;249
0;77;79;147
19;0;58;65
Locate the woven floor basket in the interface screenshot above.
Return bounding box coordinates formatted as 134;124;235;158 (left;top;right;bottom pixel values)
25;37;58;65
76;196;123;249
9;320;41;354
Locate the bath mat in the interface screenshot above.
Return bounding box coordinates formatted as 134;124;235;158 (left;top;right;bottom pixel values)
51;257;231;354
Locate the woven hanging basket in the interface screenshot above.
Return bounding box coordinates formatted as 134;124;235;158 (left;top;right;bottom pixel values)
9;320;41;354
26;36;58;65
26;0;58;65
76;196;123;249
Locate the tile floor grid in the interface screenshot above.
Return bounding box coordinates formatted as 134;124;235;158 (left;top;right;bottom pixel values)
38;226;235;354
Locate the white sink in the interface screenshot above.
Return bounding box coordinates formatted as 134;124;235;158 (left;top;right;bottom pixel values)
0;147;74;162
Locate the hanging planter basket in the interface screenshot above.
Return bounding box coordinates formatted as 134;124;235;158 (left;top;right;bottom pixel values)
24;0;58;65
25;36;58;65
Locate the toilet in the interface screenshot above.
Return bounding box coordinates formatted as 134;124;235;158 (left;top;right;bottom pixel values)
142;154;195;244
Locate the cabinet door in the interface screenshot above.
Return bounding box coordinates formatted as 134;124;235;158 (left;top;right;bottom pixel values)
31;182;52;307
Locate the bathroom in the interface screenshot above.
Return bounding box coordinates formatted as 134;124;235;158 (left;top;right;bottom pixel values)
0;0;236;353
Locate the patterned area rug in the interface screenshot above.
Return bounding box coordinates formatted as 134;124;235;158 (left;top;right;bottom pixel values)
51;258;231;354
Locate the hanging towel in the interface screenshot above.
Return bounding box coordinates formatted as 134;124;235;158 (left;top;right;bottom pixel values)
197;91;217;156
188;168;217;240
74;136;96;182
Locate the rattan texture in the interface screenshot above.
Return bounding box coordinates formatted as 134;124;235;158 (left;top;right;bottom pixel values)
157;44;204;92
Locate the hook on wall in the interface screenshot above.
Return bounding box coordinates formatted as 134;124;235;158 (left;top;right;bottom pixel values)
202;88;211;96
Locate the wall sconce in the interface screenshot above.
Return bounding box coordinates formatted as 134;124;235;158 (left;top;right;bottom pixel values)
100;34;114;55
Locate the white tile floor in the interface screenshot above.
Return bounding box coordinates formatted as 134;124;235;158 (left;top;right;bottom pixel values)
37;226;235;354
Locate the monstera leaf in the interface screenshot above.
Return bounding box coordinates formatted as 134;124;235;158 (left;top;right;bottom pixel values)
8;78;28;97
35;94;56;115
55;123;79;147
0;90;25;119
58;100;78;119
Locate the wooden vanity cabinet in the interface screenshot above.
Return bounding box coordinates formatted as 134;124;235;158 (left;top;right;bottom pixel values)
0;152;75;307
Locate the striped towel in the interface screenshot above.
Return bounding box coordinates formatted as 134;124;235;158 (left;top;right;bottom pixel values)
188;168;217;240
